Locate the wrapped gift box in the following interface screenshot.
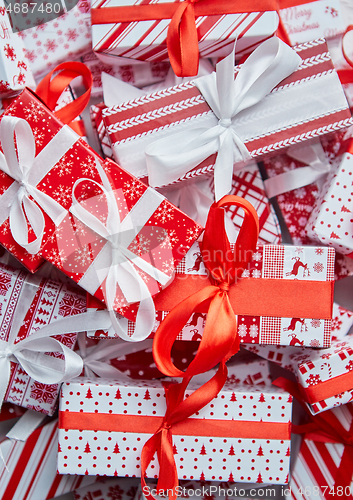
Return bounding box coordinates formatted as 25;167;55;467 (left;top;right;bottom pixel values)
0;419;96;500
279;0;346;46
97;241;335;347
17;0;91;80
74;476;139;500
91;102;114;159
289;403;353;499
58;377;292;484
0;0;35;98
90;1;279;65
102;38;352;190
306;139;353;258
41;158;203;321
0;261;86;415
0;88;106;272
82;52;170;97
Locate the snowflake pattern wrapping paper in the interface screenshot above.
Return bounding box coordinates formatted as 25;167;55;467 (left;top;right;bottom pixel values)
0;88;106;272
90;1;279;64
107;241;335;347
0;419;96;500
0;0;35;98
41;158;203;321
0;260;86;415
58;377;292;484
17;0;92;80
102;38;352;189
74;476;139;500
306;140;353;258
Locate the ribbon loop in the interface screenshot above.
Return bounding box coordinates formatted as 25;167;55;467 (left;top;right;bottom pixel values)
146;37;301;201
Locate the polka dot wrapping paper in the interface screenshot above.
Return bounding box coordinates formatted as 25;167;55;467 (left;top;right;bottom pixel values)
58;377;292;484
306;139;353;258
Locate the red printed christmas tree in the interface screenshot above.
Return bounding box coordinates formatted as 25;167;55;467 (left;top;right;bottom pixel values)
113;443;120;454
85;387;93;399
200;472;205;480
257;445;264;456
286;446;290;457
173;444;178;454
341;205;351;213
200;444;207;455
257;472;263;483
330;231;341;239
115;388;122;399
58;442;62;452
144;389;151;400
228;472;234;482
228;445;235;456
230;392;237;402
258;393;266;402
84;442;91;453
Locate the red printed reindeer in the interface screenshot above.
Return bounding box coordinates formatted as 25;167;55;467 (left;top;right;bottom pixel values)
284;317;307;346
286;256;310;278
188;251;203;272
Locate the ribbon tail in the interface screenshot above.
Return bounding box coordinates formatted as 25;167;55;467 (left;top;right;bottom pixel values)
28;186;67;226
264;165;329;199
0;357;11;410
157;428;178;498
9;195;45;255
140;432;163;500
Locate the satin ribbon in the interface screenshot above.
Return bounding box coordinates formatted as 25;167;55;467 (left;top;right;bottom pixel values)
91;0;278;77
264;142;331;198
274;377;353;494
0;115;78;254
77;331;153;379
35;62;93;136
70;159;171;342
0;310;113;411
146;37;301;201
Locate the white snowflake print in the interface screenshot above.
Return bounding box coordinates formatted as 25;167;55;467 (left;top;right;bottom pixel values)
277;194;285;202
186;226;201;243
135;267;149;284
310;319;321;328
4;44;16;61
309;339;320;347
53;157;74;177
283;213;292;224
249;324;258;338
23;101;45;122
123;180;144;200
162;259;175;276
315;248;324;255
80;154;98;176
252;269;261;278
297;217;308;227
52;185;72;206
238;324;247;337
241;269;250;278
293;187;307;199
313;262;324;273
252;251;262;262
155;201;174;224
129;234;151;256
159;234;172;250
45;248;66;268
1;219;9;234
166;229;179;246
73;219;88;237
112;294;128;310
74;245;93;267
32;127;45;146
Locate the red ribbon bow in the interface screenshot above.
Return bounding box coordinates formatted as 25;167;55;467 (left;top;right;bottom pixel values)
274;377;353;494
35;62;93;136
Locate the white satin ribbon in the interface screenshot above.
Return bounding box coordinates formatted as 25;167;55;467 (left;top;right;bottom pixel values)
145;37;301;201
0;116;79;254
264;142;332;198
70;161;171;342
77;332;153;379
6;410;46;442
0;309;113;411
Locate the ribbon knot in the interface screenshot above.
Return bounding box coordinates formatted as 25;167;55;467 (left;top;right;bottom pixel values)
218;281;230;293
219;118;232;129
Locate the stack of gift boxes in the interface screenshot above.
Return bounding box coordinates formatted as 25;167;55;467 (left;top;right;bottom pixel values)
2;1;353;500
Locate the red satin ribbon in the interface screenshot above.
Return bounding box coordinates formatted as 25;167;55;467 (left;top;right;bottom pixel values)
274;377;353;495
337;26;353;88
299;369;353;405
35;62;93;135
91;0;278;77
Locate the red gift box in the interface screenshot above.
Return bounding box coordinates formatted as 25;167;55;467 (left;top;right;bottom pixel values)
0;88;106;272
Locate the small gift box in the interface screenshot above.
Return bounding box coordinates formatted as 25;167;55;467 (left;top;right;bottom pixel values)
0;419;96;500
102;37;352;201
0;260;89;415
279;0;346;46
0;0;35;98
74;477;139;500
58;377;292;484
0;87;106;272
117;238;335;348
90;0;279;76
306;139;353;258
41;158;203;340
17;0;91;80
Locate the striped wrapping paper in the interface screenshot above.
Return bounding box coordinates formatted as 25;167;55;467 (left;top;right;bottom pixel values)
102;38;353;188
0;419;96;500
289;404;353;499
91;1;279;64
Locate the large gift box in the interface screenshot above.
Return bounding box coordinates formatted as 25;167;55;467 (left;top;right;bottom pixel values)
0;419;96;500
58;377;292;484
41;158;203;339
90;0;279;73
17;0;92;80
111;240;335;347
0;88;108;272
0;261;87;415
102;37;352;200
306;139;353;258
0;0;35;98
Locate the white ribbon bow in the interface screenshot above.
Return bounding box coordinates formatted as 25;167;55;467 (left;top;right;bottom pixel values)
0;310;113;410
145;37;301;201
77;332;153;379
0;116;79;254
70;161;171;342
264;142;331;198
